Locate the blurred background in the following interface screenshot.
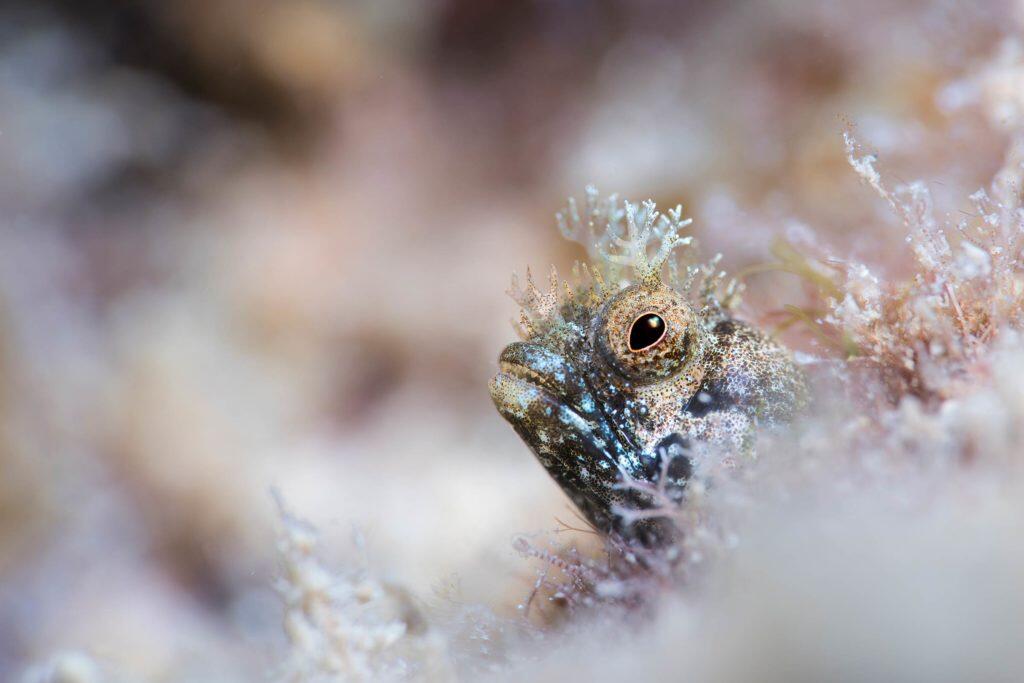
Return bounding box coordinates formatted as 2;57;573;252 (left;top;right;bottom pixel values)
0;0;1019;679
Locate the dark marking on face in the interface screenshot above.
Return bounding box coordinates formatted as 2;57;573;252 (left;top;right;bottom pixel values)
643;433;693;493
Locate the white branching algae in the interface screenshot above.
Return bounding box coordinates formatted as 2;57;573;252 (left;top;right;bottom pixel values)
274;496;454;682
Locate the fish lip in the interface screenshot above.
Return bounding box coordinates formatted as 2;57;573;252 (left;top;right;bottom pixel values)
492;342;588;411
489;366;589;428
496;360;565;403
488;370;571;426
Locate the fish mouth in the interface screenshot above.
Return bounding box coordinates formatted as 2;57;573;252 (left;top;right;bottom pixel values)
497;359;561;399
489;342;592;425
489;341;628;533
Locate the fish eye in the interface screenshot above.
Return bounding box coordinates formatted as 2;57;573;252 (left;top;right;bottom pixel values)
596;285;702;384
629;312;667;352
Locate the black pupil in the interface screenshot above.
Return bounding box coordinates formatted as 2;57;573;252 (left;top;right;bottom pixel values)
629;313;666;351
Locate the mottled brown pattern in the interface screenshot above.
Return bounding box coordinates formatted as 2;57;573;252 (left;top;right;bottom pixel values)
490;192;808;542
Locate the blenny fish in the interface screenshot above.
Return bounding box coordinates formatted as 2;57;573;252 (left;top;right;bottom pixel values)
490;188;807;544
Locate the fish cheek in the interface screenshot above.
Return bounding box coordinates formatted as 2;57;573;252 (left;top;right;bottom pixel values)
507;392;617;489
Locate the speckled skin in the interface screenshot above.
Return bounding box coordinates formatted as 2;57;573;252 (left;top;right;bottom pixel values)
490;281;807;544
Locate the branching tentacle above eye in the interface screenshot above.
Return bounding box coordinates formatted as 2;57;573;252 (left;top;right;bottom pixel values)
508;264;564;337
557;185;694;288
573;261;612;307
508;188;742;342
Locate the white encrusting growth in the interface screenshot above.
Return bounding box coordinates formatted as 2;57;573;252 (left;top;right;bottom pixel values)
273;494;453;682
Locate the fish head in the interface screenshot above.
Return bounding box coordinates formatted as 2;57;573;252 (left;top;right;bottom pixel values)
490;281;710;542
